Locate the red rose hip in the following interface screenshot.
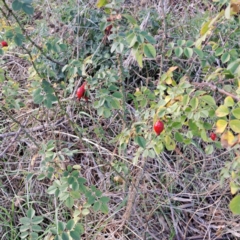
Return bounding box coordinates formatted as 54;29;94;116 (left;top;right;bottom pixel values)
154;120;164;135
76;82;86;100
1;41;8;47
210;132;216;141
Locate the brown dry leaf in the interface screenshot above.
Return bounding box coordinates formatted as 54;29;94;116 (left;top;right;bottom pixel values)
107;14;122;22
30;154;38;170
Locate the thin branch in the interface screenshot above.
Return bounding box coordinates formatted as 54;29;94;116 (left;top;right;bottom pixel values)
192;82;240;101
2;1;65;66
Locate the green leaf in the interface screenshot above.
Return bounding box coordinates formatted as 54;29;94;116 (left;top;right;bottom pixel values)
175;132;184;142
227;60;240;75
65;197;74;208
142;33;156;45
186;40;194;47
100;196;110;204
184;47;193;58
224;96;234;107
177;39;185;46
96;0;108;8
82;209;90;216
12;0;22;10
32;216;43;224
93;201;101;211
29;232;38;239
58;221;65;232
100;203;109;214
123;14;137;25
229;195;240;214
229;120;240;133
112;92;122;99
62;232;70;240
20;232;29;239
20;224;29;232
215;47;224;56
205;145;214;155
221;52;230;63
13;33;24;46
0;49;3;55
164;135;176;151
32;224;42;232
19;217;31;225
174;47;183;57
143;44;156;58
70;229;81;240
22;3;34;15
47;185;58;195
27;208;35;219
134;136;146;148
190;97;199;110
232;108;240;119
134;50;143;68
200;95;216;106
126;33;137;48
215;105;229;117
194;48;204;58
66;219;75;230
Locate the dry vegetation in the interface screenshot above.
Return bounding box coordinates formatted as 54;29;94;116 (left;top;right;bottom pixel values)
1;0;240;239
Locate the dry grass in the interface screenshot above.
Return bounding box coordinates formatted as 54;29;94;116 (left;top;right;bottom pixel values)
1;0;240;239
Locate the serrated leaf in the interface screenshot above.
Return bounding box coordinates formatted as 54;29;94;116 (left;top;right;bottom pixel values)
229;120;240;133
216;119;228;134
215;105;229;117
143;44;156;58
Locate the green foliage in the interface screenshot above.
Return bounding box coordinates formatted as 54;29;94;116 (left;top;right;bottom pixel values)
19;208;43;239
12;0;34;15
